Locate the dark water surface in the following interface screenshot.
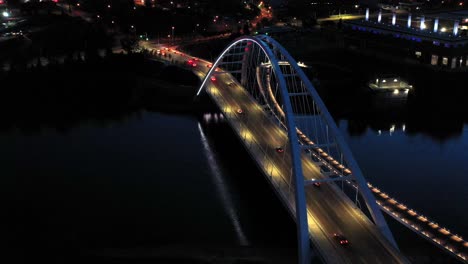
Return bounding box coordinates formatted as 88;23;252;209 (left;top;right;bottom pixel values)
2;38;468;263
2;111;297;263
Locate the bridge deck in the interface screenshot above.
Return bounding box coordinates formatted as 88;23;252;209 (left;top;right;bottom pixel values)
148;45;463;263
201;63;407;262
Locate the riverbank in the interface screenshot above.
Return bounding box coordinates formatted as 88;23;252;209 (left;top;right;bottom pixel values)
0;52;205;133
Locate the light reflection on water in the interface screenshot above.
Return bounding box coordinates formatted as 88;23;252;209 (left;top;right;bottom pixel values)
198;119;249;246
339;120;468;238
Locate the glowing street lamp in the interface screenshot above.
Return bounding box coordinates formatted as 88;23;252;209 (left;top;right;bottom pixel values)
171;26;175;44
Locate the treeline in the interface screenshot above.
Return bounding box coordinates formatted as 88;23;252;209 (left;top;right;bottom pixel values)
1;13;113;70
0;52;200;134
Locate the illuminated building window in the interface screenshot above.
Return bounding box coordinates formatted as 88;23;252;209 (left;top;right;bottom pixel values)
442;57;448;65
451;58;456;68
415;51;422;58
431;55;438;65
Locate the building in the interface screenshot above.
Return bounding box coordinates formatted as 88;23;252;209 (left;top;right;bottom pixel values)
343;9;468;70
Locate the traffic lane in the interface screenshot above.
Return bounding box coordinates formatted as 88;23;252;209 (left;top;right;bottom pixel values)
301;157;405;262
213;80;405;263
305;185;398;263
157;51;405;262
223;85;292;164
212;81;358;262
221;73;405;262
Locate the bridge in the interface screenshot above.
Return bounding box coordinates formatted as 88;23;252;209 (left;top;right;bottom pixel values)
145;36;467;263
194;35;406;263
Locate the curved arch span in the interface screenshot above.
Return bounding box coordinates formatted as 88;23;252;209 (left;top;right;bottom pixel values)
195;35;401;264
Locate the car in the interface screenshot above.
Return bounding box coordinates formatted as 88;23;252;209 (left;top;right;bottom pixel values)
275;147;284;153
210;76;217;81
311;179;321;187
192;63;197;67
333;233;349;245
207;64;213;68
236;108;244;114
193;57;199;61
227;82;234;86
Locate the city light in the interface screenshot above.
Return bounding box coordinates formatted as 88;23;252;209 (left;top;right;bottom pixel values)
5;2;466;263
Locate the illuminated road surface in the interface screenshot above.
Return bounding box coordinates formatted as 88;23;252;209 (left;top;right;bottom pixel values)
154;47;408;263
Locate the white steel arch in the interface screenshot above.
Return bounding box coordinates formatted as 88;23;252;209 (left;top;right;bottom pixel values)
196;35;400;263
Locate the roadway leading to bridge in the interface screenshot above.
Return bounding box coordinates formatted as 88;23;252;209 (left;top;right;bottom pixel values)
150;46;408;263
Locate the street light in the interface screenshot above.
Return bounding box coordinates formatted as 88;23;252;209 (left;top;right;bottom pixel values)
171;26;175;44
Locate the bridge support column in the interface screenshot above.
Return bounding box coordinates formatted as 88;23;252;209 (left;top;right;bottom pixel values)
453;20;459;36
269;55;311;264
240;44;250;87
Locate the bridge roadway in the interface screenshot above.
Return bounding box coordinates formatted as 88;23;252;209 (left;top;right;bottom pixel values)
151;47;408;263
176;50;406;263
147;46;467;263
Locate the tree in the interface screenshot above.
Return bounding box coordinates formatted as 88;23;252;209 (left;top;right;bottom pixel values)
120;37;137;54
243;23;250;35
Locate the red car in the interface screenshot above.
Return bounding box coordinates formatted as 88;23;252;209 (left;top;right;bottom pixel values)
311;179;321;187
333;233;349;245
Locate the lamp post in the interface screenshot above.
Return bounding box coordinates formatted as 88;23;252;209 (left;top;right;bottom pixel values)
171;26;175;44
